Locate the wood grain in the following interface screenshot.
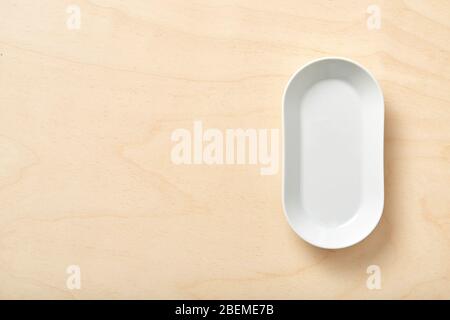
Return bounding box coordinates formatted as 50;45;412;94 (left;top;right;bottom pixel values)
0;0;449;299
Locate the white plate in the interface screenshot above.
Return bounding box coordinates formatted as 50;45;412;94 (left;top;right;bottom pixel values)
282;57;384;249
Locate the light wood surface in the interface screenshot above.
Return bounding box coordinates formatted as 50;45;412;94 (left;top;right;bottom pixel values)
0;0;449;299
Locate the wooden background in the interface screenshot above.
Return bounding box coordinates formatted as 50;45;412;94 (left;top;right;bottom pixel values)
0;0;449;299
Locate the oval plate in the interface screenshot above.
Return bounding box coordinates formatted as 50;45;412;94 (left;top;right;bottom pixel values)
282;57;384;249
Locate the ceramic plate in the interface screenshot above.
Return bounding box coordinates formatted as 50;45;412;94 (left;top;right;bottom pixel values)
282;57;384;249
